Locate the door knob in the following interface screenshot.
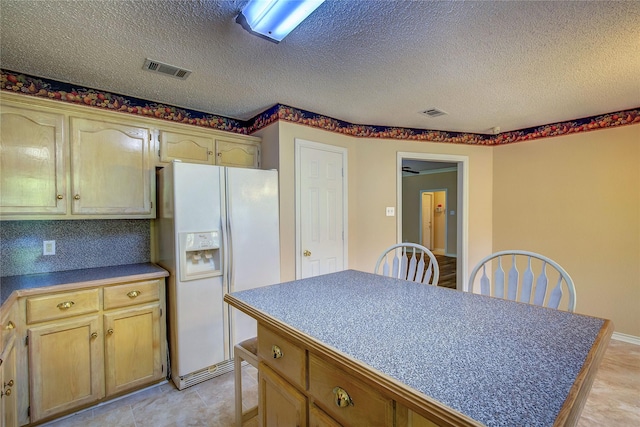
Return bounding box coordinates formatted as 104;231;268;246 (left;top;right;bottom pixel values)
303;250;311;257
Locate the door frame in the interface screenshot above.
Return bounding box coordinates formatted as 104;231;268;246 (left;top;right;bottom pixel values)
397;152;469;289
294;139;349;279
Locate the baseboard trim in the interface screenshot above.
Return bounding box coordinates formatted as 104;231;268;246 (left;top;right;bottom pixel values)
612;332;640;345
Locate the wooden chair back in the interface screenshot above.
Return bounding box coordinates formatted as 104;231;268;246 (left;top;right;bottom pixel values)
374;243;440;285
468;250;576;312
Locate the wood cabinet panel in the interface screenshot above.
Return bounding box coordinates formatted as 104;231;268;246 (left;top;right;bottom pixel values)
159;130;214;164
308;353;394;426
104;305;162;396
259;362;307;427
26;289;100;324
310;404;342;427
1;335;18;427
258;324;306;390
103;280;160;310
0;103;66;215
70;117;153;216
215;138;259;168
28;316;104;422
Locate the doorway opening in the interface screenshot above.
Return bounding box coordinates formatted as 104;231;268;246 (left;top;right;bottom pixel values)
397;153;469;290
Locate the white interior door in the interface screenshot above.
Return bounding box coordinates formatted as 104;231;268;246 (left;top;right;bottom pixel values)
295;139;348;279
421;192;433;249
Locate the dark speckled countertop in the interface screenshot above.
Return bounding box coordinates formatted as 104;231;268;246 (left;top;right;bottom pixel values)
0;263;168;306
226;269;612;427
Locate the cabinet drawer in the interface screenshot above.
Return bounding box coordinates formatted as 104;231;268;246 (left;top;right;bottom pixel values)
26;289;100;324
308;353;394;426
258;324;306;389
103;280;161;310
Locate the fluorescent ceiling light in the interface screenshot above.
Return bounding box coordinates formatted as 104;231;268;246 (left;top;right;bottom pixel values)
237;0;325;43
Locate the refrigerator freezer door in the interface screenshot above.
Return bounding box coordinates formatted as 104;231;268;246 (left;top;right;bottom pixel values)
170;163;226;376
225;168;281;346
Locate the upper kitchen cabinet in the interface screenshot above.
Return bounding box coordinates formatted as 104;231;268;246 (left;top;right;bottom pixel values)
70;117;154;217
157;124;261;169
215;137;260;168
158;129;215;164
0;101;66;216
0;92;156;220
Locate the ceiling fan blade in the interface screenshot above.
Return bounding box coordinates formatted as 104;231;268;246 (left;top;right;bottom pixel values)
402;167;419;174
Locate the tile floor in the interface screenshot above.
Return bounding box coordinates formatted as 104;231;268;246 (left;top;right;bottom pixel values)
43;339;639;427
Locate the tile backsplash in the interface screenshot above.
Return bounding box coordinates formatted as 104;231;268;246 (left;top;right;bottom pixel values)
0;220;150;277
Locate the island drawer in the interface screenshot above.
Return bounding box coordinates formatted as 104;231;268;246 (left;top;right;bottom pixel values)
308;353;394;426
26;288;100;324
258;324;306;389
103;279;161;310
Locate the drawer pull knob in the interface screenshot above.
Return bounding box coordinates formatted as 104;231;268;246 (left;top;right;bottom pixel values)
127;290;141;298
4;380;14;388
271;345;284;359
74;194;80;200
57;301;75;310
90;332;98;339
57;194;63;200
107;328;114;335
333;387;354;408
5;321;15;330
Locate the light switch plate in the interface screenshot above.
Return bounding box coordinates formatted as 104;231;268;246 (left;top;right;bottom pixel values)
385;207;395;216
43;240;56;255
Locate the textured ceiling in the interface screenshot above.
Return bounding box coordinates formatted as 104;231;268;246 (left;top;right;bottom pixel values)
1;0;639;134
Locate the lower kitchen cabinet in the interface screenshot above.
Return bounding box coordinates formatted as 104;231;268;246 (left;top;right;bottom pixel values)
259;362;307;426
104;305;162;396
309;404;342;427
257;324;398;427
1;336;18;427
15;276;167;424
28;316;103;422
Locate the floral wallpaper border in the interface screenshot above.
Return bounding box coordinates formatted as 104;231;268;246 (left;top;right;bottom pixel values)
2;69;639;145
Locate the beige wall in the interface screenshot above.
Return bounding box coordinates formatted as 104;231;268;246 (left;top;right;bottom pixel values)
492;125;640;336
259;120;640;336
262;121;494;286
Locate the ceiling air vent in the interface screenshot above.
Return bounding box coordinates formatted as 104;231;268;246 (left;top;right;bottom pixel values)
143;58;192;80
420;108;448;118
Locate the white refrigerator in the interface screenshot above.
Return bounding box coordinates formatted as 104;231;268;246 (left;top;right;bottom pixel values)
156;161;280;389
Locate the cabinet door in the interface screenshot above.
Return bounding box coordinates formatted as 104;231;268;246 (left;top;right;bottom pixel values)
69;117;153;216
0;104;66;215
103;305;162;396
28;316;103;422
259;362;307;427
1;336;18;427
159;130;214;164
215;138;259;168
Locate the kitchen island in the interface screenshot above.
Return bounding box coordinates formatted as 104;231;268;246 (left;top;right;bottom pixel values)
224;269;612;426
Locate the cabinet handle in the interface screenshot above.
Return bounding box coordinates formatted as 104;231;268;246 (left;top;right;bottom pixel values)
90;332;98;339
303;250;311;257
127;290;141;298
74;194;80;200
57;301;75;310
332;387;354;408
5;321;15;330
107;328;114;335
57;194;63;200
4;380;14;388
1;388;11;397
271;345;284;359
